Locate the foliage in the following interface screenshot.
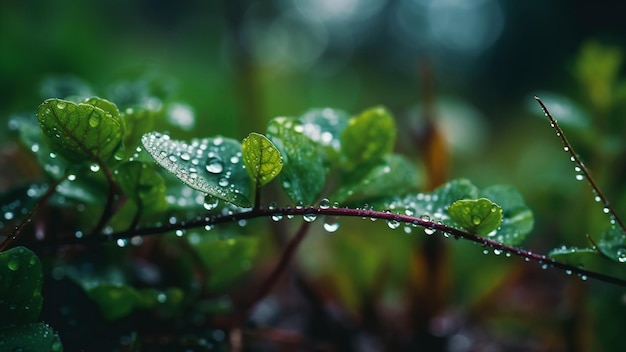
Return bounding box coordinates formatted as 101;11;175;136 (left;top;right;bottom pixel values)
2;67;626;350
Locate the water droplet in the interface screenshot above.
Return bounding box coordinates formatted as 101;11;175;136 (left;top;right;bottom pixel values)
403;225;412;234
617;250;626;263
420;214;431;222
295;202;304;210
218;177;229;187
271;213;283;221
332;201;340;209
563;146;569;152
116;239;128;247
206;157;224;174
387;218;400;229
175;229;185;237
575;174;584;181
603;207;610;214
203;197;219;211
74;230;83;238
7;258;19;271
238;219;247;227
493;249;502;255
4;212;14;221
319;198;330;209
323;216;339;232
89;113;101;127
595;195;602;202
49;152;57;159
56;101;67;110
424;227;436;235
90;164;100;172
303;210;317;222
471;216;481;225
180;152;191;161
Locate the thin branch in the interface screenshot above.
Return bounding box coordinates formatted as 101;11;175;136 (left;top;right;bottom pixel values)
535;97;626;231
21;206;626;287
0;177;63;252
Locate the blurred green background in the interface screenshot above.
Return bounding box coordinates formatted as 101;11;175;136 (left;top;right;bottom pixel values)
3;0;626;351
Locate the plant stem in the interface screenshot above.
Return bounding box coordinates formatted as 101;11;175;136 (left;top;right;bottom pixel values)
21;206;626;287
535;97;626;232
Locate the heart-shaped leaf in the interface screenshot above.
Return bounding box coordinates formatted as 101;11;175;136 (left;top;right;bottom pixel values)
141;132;252;207
36;98;124;164
448;198;503;237
242;132;283;188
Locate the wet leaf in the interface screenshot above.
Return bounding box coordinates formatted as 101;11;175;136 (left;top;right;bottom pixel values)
480;185;534;246
334;154;423;204
36;98;124;164
298;108;350;163
120;106;159;158
448;198;503;237
141;132;252;208
0;246;43;327
596;228;626;263
340;106;395;170
266;117;326;205
242;132;283;187
0;322;63;351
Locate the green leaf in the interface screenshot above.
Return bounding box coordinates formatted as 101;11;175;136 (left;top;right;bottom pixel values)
480;185;534;246
334;154;423;204
116;161;167;216
0;247;43;327
448;198;503;237
36;98;124;164
85;284;184;321
141;132;252;208
266;117;326;205
549;246;600;267
190;236;259;292
0;322;63;351
242;132;283;187
298;108;350;163
596;228;626;263
340;106;396;170
379;179;479;222
15;117;67;179
120;106;158;158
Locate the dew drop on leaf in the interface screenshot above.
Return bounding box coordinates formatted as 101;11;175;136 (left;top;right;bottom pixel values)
319;198;330;209
90;164;100;172
7;258;20;271
203;196;220;211
206;157;224;174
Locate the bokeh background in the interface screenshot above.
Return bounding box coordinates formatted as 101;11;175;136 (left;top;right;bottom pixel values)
3;0;626;351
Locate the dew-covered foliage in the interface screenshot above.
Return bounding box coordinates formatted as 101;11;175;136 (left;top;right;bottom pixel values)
2;79;626;351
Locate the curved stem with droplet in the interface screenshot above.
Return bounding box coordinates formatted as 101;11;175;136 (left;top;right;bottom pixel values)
19;205;626;287
535;97;626;231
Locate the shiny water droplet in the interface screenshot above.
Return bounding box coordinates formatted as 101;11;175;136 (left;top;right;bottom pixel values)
175;229;185;237
218;177;229;187
563;146;569;152
303;210;317;222
203;196;219;211
323;216;339;232
90;164;100;172
238;219;247;227
595;195;602;202
387;219;400;229
89;113;101;127
180;152;191;161
493;249;502;255
56;101;67;110
617;250;626;263
116;239;128;247
471;216;481;225
603;207;610;214
404;225;412;234
206;157;224;174
424;227;436;235
420;214;431;222
7;258;20;271
319;198;330;209
271;213;283;221
49;152;57;158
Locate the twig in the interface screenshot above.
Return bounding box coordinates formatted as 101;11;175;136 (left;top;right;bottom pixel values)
535;97;626;231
